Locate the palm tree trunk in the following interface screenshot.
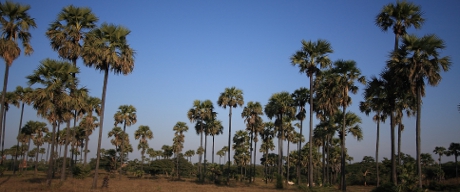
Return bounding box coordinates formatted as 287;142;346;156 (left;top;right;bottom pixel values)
92;68;109;189
61;121;71;181
0;65;10;163
13;102;25;175
287;140;290;184
249;129;253;182
390;111;397;185
35;144;39;177
204;131;207;182
297;119;303;185
227;107;232;184
47;122;57;186
199;121;203;181
322;135;326;186
253;140;257;183
309;75;314;188
376;115;380;187
1;109;7;165
212;136;215;164
84;136;89;165
416;84;422;188
340;105;347;191
398;123;402;166
119;121;126;180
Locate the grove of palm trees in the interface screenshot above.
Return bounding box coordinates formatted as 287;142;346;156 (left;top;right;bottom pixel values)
0;1;459;191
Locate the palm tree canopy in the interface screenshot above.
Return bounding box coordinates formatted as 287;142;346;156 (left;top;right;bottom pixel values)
217;86;244;109
291;87;310;121
134;125;153;143
114;105;137;127
46;5;98;62
82;23;135;75
0;0;37;65
290;39;333;77
173;121;189;134
375;1;424;36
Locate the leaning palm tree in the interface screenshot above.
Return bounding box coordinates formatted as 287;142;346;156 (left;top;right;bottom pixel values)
291;39;333;187
359;76;388;187
265;92;296;182
329;59;365;190
389;34;451;187
172;121;188;179
27;59;78;185
114;105;137;178
0;1;36;155
82;23;135;188
375;1;424;51
134;125;153;171
291;87;309;184
217;87;244;183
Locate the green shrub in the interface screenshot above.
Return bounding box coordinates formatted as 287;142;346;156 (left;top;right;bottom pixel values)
73;164;91;179
275;173;284;189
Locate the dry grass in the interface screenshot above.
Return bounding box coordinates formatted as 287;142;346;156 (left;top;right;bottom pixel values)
0;171;375;192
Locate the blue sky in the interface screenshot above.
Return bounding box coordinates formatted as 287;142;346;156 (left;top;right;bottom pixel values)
3;0;460;164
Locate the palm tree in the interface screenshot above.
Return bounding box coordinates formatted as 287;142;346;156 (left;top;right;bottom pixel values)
27;59;78;185
200;99;214;181
0;2;37;149
375;1;424;51
31;121;48;177
108;126;123;170
216;148;225;165
291;39;333;187
291;87;309;184
134;125;153;171
184;149;195;163
359;76;388;187
329;59;365;190
0;91;19;159
217;87;244;183
241;101;263;182
172;121;188;179
12;86;32;174
82;23;135;188
114;105;137;178
80;96;100;165
264;92;296;180
433;146;446;169
260;122;275;184
187;100;205;178
46;5;98;68
389;34;451;187
447;143;460;178
207;118;223;165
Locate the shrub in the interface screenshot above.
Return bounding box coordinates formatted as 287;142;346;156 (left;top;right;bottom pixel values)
73;164;91;179
275;173;284;189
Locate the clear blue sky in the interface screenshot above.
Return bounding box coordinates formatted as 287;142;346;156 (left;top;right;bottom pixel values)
3;0;460;164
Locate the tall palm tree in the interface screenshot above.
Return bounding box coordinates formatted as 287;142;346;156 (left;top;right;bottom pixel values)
108;126;123;171
80;96;100;165
114;105;137;178
260;121;275;184
0;91;19;159
200;99;214;181
265;92;296;181
291;87;309;184
30;121;48;177
27;59;77;185
291;39;333;187
447;143;460;178
389;34;451;187
187;100;205;178
82;23;135;188
0;2;37;148
134;125;153;171
375;1;424;51
330;59;365;190
217;87;244;183
359;76;388;187
12;86;32;174
433;146;446;169
172;121;188;179
241;101;263;182
207;118;223;165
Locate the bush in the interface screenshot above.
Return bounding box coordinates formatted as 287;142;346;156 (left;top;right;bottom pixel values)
275;173;284;189
73;164;91;179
